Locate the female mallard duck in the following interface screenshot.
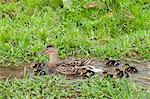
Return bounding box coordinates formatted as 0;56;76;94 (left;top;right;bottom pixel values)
40;45;104;76
102;71;113;78
115;68;129;78
105;58;121;67
123;63;138;74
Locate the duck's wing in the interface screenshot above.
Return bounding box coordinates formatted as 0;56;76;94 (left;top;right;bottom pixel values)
83;64;104;73
80;59;93;66
59;58;93;67
55;65;81;75
56;58;104;75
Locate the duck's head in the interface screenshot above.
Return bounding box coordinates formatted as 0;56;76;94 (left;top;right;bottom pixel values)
41;45;58;56
123;63;130;69
40;45;58;68
104;58;109;62
80;68;87;76
81;68;87;73
102;71;108;75
115;68;121;73
29;62;45;71
29;63;37;72
102;71;108;76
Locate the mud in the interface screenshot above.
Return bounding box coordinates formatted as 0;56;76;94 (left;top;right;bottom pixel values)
0;63;32;80
0;59;150;89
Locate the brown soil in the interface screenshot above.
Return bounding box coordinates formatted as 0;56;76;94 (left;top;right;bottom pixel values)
0;59;150;88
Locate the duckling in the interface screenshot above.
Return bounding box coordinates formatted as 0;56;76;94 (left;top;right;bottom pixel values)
29;62;49;76
124;63;138;74
115;68;129;79
80;68;95;78
40;45;104;76
105;58;121;67
102;71;113;78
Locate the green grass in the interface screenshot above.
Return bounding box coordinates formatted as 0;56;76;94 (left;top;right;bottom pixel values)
0;75;149;98
0;0;149;65
0;0;150;98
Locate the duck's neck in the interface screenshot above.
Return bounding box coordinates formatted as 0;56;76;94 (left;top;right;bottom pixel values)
48;54;58;69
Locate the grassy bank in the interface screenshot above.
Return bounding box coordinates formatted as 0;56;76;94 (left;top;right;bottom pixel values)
0;0;149;65
0;0;149;98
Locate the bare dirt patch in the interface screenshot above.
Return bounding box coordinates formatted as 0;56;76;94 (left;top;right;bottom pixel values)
0;59;150;88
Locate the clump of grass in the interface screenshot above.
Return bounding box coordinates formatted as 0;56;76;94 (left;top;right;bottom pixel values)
0;76;149;98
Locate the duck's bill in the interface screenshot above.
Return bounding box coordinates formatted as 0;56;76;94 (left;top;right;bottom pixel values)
39;51;45;55
38;50;48;55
